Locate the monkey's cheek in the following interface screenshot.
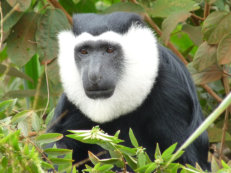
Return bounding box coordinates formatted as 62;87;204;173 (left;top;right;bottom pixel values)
85;88;115;99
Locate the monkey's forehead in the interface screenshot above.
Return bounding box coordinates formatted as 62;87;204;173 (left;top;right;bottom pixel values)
72;12;145;36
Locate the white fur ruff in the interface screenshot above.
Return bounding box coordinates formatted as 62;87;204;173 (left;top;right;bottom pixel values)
58;25;159;123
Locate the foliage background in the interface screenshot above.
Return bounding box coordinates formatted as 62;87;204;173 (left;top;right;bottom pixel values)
0;0;231;172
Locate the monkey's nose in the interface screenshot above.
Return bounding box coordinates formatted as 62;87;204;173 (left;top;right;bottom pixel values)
88;73;102;84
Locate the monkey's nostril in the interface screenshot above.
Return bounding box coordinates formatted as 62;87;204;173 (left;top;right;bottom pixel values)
88;73;101;84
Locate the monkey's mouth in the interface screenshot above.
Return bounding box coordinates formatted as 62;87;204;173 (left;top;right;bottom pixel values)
85;88;115;99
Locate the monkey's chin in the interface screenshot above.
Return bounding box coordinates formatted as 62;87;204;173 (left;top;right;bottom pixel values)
85;88;114;99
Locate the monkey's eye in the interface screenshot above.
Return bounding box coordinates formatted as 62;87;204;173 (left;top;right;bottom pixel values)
80;48;88;55
106;47;114;53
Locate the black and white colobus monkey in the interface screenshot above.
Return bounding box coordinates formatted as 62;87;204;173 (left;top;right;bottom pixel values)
48;12;210;171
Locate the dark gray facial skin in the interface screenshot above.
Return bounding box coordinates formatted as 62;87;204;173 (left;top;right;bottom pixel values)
74;41;124;99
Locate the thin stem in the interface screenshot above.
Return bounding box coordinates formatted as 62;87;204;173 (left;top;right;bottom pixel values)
41;63;50;116
166;92;231;167
0;1;3;49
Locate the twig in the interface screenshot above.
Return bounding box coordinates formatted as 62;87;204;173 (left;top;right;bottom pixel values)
0;1;3;49
219;70;230;160
201;84;222;103
33;74;43;110
41;62;50;117
204;2;210;19
27;138;57;173
2;3;20;24
191;13;204;21
47;0;73;25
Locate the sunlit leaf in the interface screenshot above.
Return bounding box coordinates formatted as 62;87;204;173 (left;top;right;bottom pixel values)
11;110;32;124
36;133;63;144
129;128;139;148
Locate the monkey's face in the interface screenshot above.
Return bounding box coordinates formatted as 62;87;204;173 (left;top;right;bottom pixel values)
74;41;124;99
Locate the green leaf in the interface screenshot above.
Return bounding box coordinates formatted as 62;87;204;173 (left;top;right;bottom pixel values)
104;2;144;14
11;110;32;124
32;112;41;132
49;158;73;165
193;42;217;71
41;161;54;170
18;120;28;136
129;128;139;148
124;154;137;170
97;164;114;172
138;151;146;168
44;148;72;156
36;133;63;144
217;33;231;65
202;12;231;44
7;12;40;67
6;0;31;12
182;24;203;46
117;145;137;156
88;151;100;165
45;108;54;125
147;0;199;18
145;163;157;173
154;143;161;160
36;9;71;62
161;11;191;44
2;1;23;32
162;143;177;161
0;64;33;82
4;89;35;98
24;54;41;89
0;99;17;113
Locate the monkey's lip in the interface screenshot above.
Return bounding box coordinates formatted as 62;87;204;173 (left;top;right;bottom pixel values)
85;88;114;99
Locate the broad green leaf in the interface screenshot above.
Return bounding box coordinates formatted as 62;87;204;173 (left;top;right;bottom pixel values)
2;0;23;32
44;148;72;156
147;0;199;18
202;12;231;44
32;112;41;132
49;158;73;165
0;45;8;62
217;33;231;64
182;24;203;46
36;133;63;144
145;163;157;173
129;128;139;148
161;11;191;44
6;0;31;12
161;143;177;161
97;164;114;172
124;154;137;170
193;42;217;71
24;54;41;89
88;151;100;165
7;12;40;67
11;110;32;124
0;64;33;82
18;120;28;136
0;99;17;113
117;145;137;155
104;2;144;14
41;161;54;170
187;63;223;85
45;108;54;125
4;89;35;98
154;143;161;160
36;9;71;62
138;151;146;168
